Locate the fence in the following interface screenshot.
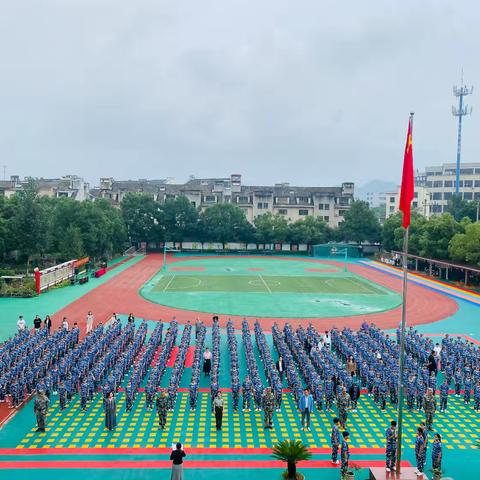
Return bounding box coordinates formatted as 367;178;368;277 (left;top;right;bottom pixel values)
141;241;310;254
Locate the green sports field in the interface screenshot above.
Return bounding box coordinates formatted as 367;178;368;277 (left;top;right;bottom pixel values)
141;257;402;317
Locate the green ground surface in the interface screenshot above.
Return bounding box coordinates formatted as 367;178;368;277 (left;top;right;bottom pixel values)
141;257;401;318
0;323;478;479
0;256;141;342
1;256;480;480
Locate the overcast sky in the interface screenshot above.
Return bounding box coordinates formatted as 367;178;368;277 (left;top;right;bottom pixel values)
1;0;478;188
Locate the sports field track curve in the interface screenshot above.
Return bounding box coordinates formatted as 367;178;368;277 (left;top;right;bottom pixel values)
48;254;457;335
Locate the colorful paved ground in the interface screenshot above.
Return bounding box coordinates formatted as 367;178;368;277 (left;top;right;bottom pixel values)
0;254;479;479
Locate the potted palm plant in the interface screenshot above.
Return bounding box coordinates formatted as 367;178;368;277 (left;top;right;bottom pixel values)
271;439;312;480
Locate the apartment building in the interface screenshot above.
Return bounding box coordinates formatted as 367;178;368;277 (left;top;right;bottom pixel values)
97;174;354;229
0;175;90;200
385;162;480;219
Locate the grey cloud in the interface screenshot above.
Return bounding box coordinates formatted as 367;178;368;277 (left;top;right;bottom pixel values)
0;0;479;187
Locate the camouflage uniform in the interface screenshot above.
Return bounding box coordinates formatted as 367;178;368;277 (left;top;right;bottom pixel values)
337;391;350;429
423;392;437;430
155;392;169;429
340;437;350;477
385;426;397;471
34;391;50;431
262;389;275;429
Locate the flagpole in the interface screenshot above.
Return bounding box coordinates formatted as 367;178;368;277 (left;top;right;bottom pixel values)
396;112;414;475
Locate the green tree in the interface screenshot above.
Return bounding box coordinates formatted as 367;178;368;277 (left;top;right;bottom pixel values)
8;179;48;262
338;200;381;243
445;194;479;222
449;222;480;265
199;203;254;244
58;225;85;259
382;212;402;252
287;216;331;244
418;213;463;259
161;196;199;241
121;193;162;244
254;213;289;243
391;213;427;255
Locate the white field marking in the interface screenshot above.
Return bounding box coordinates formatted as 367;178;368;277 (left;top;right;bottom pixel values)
325;277;374;295
345;277;377;294
170;277;202;290
258;274;272;293
248;280;281;287
163;274;177;292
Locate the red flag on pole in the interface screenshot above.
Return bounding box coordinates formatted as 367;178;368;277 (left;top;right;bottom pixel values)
399;117;414;228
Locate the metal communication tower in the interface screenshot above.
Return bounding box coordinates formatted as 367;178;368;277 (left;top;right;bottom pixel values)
452;72;473;195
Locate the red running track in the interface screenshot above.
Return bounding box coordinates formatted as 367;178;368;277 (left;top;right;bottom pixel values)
50;254;458;333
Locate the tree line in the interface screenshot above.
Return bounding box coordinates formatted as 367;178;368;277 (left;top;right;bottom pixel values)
0;180;126;267
120;193;381;246
382;211;480;265
1;182;479;268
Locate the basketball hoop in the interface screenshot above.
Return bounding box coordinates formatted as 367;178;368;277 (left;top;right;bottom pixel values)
330;247;337;256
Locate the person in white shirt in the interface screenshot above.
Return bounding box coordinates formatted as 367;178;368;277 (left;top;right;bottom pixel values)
323;331;332;350
17;316;26;331
203;348;212;377
62;317;69;331
433;343;442;370
86;311;94;334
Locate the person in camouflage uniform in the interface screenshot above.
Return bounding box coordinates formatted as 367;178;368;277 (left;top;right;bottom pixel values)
155;390;169;430
415;427;426;474
385;420;397;472
337;386;351;429
340;431;350;478
262;387;275;429
34;389;50;432
423;387;437;431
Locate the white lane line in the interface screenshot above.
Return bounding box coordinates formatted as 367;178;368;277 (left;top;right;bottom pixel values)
258;274;272;293
163;274;176;292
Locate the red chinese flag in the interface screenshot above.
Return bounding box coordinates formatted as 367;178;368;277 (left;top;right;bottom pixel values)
399;118;414;228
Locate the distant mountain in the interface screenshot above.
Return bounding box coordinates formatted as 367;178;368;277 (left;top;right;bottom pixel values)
355;179;398;200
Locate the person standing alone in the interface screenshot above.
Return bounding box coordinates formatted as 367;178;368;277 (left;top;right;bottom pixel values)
385;420;397;473
213;391;224;431
170;443;186;480
276;356;284;381
330;417;341;465
203;348;212;377
44;315;52;335
299;388;314;431
104;392;117;431
33;315;42;332
86;311;94;334
34;389;49;432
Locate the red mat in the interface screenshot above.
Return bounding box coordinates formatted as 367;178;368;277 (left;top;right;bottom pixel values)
184;345;196;367
247;267;264;271
0;459;412;470
166;346;178;367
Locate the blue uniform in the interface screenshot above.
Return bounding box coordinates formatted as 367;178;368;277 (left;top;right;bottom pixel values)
415;435;426;473
439;382;449;411
385;426;397;470
432;440;442;474
331;425;341;462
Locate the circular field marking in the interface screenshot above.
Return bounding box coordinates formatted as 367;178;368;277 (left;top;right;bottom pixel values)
248;279;281;287
167;277;202;290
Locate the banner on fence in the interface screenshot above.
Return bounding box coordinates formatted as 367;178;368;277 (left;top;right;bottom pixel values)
35;260;76;294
